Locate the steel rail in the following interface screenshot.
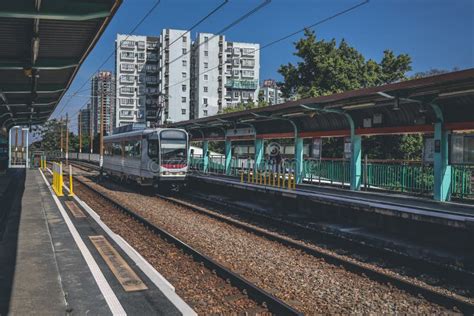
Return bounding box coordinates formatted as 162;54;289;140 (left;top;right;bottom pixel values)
74;176;301;316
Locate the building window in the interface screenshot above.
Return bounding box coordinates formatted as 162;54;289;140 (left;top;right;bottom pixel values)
234;91;239;98
182;60;187;67
182;85;186;92
204;86;208;93
204;62;208;69
204;36;209;42
203;97;208;105
182;36;187;42
182;97;186;103
204;74;208;80
182;72;187;78
203;110;208;116
182;48;187;54
182;109;186;115
204;51;208;57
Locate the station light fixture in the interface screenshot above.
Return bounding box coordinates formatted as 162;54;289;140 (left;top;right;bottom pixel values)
342;102;375;110
240;118;256;123
438;88;474;97
281;112;306;117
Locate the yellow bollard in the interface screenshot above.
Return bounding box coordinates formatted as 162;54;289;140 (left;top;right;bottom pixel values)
57;163;64;197
277;172;281;188
263;171;267;186
293;174;297;189
288;173;292;190
247;168;251;183
272;172;276;187
282;172;286;188
68;164;75;197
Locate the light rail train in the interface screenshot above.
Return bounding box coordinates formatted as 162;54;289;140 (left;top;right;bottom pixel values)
103;128;188;188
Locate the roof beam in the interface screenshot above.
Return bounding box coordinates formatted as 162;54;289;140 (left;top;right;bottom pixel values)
0;1;111;21
0;58;78;70
2;84;65;94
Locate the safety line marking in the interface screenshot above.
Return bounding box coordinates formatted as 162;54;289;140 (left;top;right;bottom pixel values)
39;169;127;316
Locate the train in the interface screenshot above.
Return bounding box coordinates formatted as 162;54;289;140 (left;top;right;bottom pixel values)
103;127;189;188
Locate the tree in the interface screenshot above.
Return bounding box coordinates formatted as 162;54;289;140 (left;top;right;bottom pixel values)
278;30;420;160
278;29;412;98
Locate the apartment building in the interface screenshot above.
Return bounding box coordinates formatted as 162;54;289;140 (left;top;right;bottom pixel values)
115;34;160;127
114;30;260;124
159;29;191;123
90;71;115;136
78;106;90;137
261;79;284;105
190;35;260;118
190;33;225;119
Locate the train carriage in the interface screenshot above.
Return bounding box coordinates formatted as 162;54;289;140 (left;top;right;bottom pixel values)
103;128;188;187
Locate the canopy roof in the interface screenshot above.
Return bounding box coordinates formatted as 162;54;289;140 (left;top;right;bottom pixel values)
171;68;474;140
0;0;122;130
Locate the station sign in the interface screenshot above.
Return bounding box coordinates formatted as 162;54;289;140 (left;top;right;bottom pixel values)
344;137;352;160
226;127;255;138
423;137;434;163
311;138;322;159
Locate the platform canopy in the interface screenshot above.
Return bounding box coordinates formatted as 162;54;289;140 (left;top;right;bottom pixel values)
171;69;474;141
0;0;122;130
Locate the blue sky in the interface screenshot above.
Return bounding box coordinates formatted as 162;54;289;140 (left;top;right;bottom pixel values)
58;0;474;128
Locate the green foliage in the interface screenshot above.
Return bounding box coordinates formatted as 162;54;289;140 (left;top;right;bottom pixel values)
278;29;412;98
220;97;268;114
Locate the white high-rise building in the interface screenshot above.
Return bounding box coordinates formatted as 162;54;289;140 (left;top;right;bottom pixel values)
261;79;284;105
115;31;260;126
159;29;191;123
190;35;260;118
190;33;225;119
115;34;160;128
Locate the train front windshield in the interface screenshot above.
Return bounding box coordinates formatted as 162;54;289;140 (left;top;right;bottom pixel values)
160;130;187;167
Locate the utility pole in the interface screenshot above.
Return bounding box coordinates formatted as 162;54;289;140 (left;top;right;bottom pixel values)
79;112;82;154
90;112;94;154
60;116;63;155
65;113;69;163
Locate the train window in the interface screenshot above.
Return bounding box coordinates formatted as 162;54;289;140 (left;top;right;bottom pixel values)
160;130;186;140
124;140;141;158
104;143;113;156
113;142;122;156
148;140;158;157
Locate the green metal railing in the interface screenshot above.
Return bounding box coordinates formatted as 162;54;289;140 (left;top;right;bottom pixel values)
451;165;474;199
364;162;434;194
190;155;474;200
303;159;350;187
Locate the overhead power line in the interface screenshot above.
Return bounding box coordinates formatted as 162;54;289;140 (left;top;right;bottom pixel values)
167;0;369;91
54;0;163;118
60;0;231;125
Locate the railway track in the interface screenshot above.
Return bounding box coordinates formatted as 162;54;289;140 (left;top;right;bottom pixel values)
67;161;474;313
72;176;300;315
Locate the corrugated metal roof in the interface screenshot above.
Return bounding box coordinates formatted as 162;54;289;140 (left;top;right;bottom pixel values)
173;69;474;139
0;0;122;130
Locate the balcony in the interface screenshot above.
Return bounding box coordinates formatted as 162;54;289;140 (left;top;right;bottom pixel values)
120;53;134;61
225;79;258;90
120;41;135;49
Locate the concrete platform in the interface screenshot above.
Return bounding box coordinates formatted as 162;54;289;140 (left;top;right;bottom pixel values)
0;169;194;315
190;174;474;228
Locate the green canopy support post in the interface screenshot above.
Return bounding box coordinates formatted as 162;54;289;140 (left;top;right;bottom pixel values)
433;122;451;201
431;104;451;201
225;139;232;175
254;138;264;171
350;135;362;191
295;137;304;184
299;104;361;190
202;140;209;173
